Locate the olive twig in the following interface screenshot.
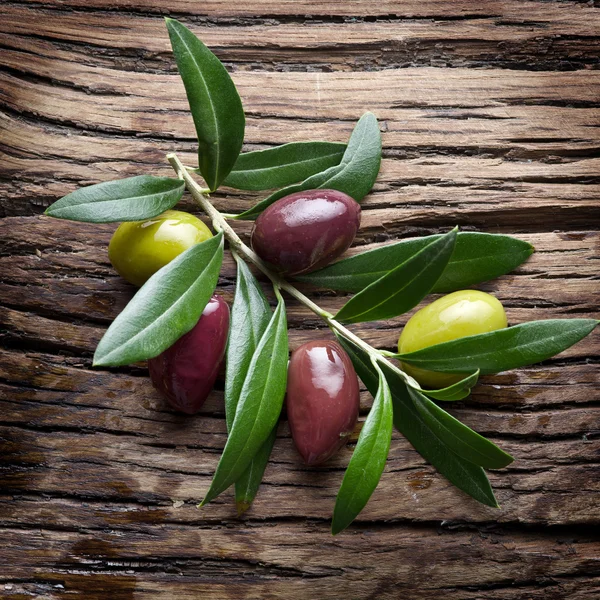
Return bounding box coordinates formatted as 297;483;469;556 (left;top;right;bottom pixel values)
167;152;416;386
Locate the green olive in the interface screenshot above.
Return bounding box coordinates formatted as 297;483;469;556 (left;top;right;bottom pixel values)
108;210;212;286
398;290;507;389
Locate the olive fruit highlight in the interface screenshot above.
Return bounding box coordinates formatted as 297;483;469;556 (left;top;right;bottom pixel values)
398;290;508;388
148;295;229;414
251;189;361;275
287;340;360;465
108;209;213;286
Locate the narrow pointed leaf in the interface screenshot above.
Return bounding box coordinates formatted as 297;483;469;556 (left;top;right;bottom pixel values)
221;141;346;191
408;387;513;469
202;295;288;505
234;112;381;219
93;232;223;366
166;18;245;191
397;319;599;374
336;335;498;507
225;256;276;512
235;427;277;515
419;370;480;402
332;362;393;535
296;232;534;293
225;256;272;428
45;175;185;223
335;228;458;324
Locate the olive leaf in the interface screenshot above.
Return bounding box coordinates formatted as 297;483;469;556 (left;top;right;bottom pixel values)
202;291;288;505
335;228;458;324
166;18;245;191
408;387;513;470
235;428;277;515
93;232;223;367
397;319;599;374
418;370;480;402
44;175;185;223
225;255;277;514
296;232;534;294
225;256;272;424
221;141;346;191
336;334;498;508
233;112;381;219
332;359;393;535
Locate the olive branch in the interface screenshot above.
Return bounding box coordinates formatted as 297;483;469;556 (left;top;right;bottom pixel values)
43;18;598;534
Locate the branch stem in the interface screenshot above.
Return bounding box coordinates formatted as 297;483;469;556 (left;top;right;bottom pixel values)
167;152;413;383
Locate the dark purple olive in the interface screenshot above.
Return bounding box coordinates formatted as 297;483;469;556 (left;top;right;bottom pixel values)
251;189;361;275
286;340;360;465
148;295;229;415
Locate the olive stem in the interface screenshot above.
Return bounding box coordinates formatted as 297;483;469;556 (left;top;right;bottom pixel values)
167;152;415;386
167;153;332;320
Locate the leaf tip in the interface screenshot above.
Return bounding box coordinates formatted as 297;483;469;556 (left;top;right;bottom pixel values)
499;452;515;469
91;354;105;368
200;487;217;507
236;499;251;516
330;518;347;536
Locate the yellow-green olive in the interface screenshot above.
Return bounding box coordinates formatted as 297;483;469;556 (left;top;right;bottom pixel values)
108;210;212;286
398;290;507;389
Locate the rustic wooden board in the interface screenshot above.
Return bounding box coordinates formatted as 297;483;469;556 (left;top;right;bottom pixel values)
1;1;599;598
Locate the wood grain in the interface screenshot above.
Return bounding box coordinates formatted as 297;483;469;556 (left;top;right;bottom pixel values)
1;1;599;598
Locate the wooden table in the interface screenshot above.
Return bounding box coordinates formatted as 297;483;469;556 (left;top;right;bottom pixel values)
1;2;599;598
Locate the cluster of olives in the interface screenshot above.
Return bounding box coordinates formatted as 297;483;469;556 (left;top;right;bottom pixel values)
108;190;507;464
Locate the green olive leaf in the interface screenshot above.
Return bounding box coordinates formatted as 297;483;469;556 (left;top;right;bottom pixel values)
417;370;480;402
225;256;272;426
397;319;599;374
235;427;277;515
408;387;513;470
202;291;288;505
296;232;534;294
332;360;393;535
335;228;458;324
166;18;245;191
225;255;276;513
336;334;498;508
220;142;346;191
233;112;381;219
44;175;185;223
93;232;223;367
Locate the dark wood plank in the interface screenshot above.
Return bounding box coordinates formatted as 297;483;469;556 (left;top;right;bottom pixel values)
2;2;600;71
0;521;598;599
8;0;600;21
1;1;599;597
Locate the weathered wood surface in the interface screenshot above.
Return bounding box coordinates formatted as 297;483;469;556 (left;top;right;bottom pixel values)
1;1;599;598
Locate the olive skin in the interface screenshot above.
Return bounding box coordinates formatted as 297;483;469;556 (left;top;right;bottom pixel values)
251;189;361;275
148;295;229;415
287;340;360;465
108;210;213;287
398;290;508;389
